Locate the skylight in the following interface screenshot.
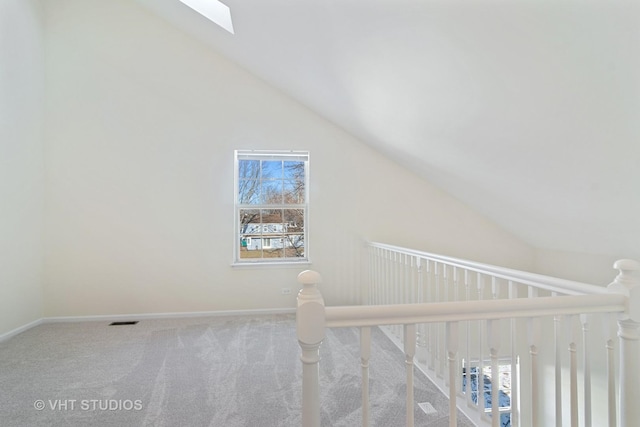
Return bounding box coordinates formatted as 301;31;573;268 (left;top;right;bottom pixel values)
179;0;234;34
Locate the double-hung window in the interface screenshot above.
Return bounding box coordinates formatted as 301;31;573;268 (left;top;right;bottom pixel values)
234;150;309;264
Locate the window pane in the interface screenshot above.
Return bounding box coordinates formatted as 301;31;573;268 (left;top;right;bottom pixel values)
284;234;305;257
235;150;308;263
238;179;260;204
284;208;304;257
284;161;304;204
284;209;304;231
261;180;283;204
238;160;260;179
239;209;261;259
284;161;305;180
283;180;304;204
261;209;283;225
262;235;285;258
239;209;261;234
261;160;283;179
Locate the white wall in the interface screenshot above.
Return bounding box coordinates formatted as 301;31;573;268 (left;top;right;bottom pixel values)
534;248;623;286
41;0;535;317
0;0;45;336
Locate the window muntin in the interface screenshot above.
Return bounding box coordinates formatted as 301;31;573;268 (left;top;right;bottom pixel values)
234;150;309;264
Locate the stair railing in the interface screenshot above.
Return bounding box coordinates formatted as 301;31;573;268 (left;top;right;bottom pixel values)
296;244;640;427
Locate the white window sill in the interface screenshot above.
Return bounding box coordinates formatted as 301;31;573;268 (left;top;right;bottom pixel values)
231;260;312;269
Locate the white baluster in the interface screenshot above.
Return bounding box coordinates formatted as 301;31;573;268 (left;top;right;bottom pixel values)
427;260;435;371
404;324;416;427
409;255;416;304
443;263;449;302
391;251;397;304
377;248;383;304
296;270;325;427
394;253;401;340
464;269;474;410
606;335;616;427
377;247;381;302
453;266;459;305
367;247;372;305
370;247;376;305
386;249;391;305
477;273;486;420
443;265;449;386
509;280;520;427
373;247;379;305
380;250;386;305
568;315;578;427
554;310;563;427
447;321;459;427
360;326;371;427
568;345;578;427
435;263;443;378
410;255;416;303
580;314;592;427
528;286;541;426
416;258;428;365
404;255;416;304
434;262;440;304
406;254;413;303
607;259;640;427
488;319;501;427
491;276;498;300
397;253;403;304
416;257;424;305
424;259;431;305
398;252;403;303
380;249;385;303
527;311;541;427
477;272;485;300
489;278;500;425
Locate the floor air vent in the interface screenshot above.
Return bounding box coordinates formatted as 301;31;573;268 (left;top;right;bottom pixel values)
109;321;139;326
418;402;437;415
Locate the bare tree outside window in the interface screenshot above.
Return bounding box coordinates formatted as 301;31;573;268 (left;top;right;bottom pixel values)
235;151;309;263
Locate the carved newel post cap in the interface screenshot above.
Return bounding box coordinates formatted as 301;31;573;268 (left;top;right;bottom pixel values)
610;259;640;323
298;270;322;286
613;259;640;286
614;259;640;272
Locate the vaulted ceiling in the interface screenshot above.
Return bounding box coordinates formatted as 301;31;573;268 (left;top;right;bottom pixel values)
135;0;640;259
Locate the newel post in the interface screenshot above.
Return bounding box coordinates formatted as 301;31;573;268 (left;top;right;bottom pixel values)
607;259;640;427
296;270;325;427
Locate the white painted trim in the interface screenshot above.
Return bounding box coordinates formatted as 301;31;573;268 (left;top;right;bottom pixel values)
0;308;295;341
234;150;310;265
370;241;609;295
0;318;43;343
231;260;312;269
324;294;625;328
42;307;296;323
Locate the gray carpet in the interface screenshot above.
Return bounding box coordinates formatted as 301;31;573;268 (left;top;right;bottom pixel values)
0;314;473;426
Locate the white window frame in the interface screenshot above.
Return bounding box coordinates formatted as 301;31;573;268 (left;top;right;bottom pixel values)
233;150;310;265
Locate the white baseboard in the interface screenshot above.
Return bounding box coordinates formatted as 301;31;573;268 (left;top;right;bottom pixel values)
1;308;296;340
43;307;296;323
0;318;43;343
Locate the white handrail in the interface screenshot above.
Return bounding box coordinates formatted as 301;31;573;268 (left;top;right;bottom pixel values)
325;294;626;328
370;242;609;295
298;247;640;427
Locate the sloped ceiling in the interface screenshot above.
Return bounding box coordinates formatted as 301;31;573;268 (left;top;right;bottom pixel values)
134;0;640;258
